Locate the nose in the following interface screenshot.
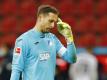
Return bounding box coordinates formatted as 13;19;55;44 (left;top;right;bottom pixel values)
51;22;54;28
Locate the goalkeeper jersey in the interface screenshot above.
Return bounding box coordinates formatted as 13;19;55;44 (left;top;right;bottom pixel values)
10;28;76;80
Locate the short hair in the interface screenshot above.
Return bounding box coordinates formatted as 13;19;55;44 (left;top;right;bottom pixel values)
37;5;59;17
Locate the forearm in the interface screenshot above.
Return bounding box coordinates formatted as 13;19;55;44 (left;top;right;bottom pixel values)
62;42;77;63
10;69;21;80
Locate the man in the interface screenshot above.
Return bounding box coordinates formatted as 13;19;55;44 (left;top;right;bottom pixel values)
69;48;98;80
10;5;77;80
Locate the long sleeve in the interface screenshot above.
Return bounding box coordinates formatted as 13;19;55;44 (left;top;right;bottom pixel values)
10;38;28;80
10;70;21;80
62;42;77;63
54;35;77;63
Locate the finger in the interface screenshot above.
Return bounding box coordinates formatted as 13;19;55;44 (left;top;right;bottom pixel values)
58;18;62;22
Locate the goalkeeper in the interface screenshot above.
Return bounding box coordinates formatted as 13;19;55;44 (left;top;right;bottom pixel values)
10;5;77;80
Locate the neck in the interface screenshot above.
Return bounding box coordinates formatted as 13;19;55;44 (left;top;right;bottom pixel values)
34;22;42;32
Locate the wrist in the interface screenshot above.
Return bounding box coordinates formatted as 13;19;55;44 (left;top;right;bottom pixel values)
66;36;74;44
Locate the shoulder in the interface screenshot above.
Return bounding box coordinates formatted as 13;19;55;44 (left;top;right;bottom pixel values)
47;32;60;41
16;29;32;43
47;32;61;43
48;32;57;38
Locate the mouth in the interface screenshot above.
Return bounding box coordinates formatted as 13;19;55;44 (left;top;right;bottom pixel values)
46;28;51;31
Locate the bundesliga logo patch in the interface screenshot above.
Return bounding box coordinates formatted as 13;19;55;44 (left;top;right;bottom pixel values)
15;47;21;54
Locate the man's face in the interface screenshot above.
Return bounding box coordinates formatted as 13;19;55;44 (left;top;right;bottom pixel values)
40;13;58;32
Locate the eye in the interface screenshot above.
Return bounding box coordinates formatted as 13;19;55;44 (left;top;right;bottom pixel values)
49;20;54;23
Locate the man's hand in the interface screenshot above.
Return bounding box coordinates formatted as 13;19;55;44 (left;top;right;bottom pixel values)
57;18;74;43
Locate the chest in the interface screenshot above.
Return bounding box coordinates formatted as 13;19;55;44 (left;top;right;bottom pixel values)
28;37;56;61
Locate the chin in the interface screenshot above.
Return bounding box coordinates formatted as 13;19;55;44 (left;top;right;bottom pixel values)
45;29;51;32
45;31;50;33
42;28;51;33
42;30;49;33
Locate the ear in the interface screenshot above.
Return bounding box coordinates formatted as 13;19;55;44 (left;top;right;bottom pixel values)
38;14;45;21
38;15;41;21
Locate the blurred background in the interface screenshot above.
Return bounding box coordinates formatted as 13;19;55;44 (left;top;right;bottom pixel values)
0;0;107;80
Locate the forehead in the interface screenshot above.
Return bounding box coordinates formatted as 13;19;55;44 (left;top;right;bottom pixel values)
47;13;58;22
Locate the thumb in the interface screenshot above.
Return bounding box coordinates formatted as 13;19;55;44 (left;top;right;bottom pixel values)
58;18;62;22
57;18;63;25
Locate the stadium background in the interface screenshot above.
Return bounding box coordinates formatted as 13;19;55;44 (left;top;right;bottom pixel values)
0;0;107;80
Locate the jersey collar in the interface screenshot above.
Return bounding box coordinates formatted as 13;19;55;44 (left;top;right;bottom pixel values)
32;28;45;38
